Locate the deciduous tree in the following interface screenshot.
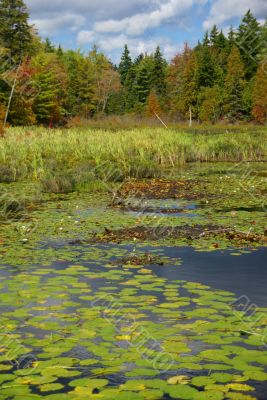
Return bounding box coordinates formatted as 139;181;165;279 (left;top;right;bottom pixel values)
252;62;267;124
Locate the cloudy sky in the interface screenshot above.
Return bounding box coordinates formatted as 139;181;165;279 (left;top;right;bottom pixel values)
25;0;266;62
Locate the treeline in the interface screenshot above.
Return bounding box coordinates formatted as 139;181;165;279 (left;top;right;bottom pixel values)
0;0;266;126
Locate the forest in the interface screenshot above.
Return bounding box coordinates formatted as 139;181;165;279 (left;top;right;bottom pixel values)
0;0;267;128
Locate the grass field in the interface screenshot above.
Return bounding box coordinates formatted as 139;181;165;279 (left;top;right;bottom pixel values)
0;126;266;192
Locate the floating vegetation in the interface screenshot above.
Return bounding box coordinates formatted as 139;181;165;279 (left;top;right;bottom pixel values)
0;162;266;398
116;178;208;200
0;262;266;399
111;252;166;266
93;225;267;247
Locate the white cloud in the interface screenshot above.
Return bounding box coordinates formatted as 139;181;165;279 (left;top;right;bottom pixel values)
76;31;180;63
203;0;267;30
26;0;154;21
77;31;96;47
31;14;86;35
93;0;196;36
25;0;265;64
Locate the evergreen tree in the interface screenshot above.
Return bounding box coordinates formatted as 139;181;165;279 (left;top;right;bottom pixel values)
236;10;263;79
44;38;55;53
124;66;137;111
0;0;32;61
224;46;246;121
258;19;267;63
118;45;132;85
202;31;210;46
227;26;235;50
32;53;67;125
196;43;222;88
252;62;267;124
152;46;166;96
216;31;227;50
57;45;63;57
134;60;151;104
63;51;94;118
178;46;198;119
210;25;219;46
134;54;144;66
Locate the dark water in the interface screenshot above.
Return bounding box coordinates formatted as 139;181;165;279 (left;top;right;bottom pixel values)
153;246;267;307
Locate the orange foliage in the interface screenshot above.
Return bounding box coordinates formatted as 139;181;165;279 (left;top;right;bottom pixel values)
252;62;267;124
146;89;162;117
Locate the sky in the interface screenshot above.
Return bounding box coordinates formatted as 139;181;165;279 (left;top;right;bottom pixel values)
25;0;267;63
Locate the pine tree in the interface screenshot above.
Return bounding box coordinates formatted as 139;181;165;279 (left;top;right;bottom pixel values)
224;46;246;121
0;0;32;61
252;62;267;124
118;45;132;85
236;10;263;79
152;46;166;96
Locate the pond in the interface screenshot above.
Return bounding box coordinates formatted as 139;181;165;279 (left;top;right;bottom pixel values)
0;162;266;400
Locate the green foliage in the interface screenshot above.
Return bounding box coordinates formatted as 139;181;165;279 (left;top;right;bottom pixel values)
236;10;264;79
119;45;132;85
0;0;32;61
224;47;246;121
32;53;67;125
0;8;265;124
252;61;267;124
152;46;167;96
63;50;94;118
198;85;223;123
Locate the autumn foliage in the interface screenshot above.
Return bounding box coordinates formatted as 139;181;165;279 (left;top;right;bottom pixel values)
252;62;267;124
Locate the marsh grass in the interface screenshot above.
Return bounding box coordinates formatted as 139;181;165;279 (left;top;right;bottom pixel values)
0;126;266;191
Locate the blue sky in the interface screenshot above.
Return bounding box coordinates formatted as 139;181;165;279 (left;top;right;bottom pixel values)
25;0;266;63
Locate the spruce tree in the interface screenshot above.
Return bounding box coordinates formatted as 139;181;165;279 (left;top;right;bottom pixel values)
196;44;222;88
224;46;246;121
134;54;144;66
227;26;236;52
236;10;263;79
118;45;132;85
124;66;137;111
134;60;151;104
152;46;166;96
210;25;219;46
0;0;32;61
202;31;210;46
